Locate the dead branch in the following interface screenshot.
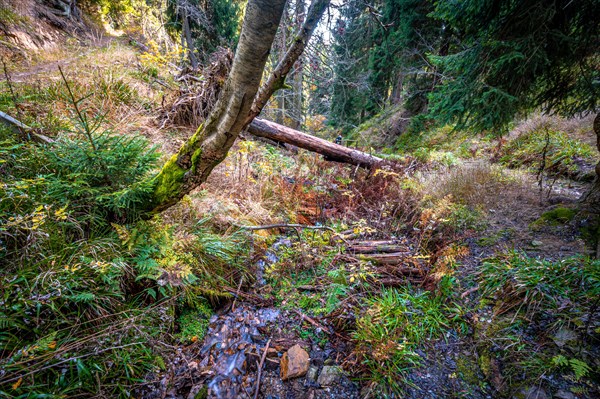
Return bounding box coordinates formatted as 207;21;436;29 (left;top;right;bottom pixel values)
0;111;54;144
253;338;271;399
293;309;333;334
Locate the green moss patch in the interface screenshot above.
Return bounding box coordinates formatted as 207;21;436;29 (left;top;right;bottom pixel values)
177;302;213;343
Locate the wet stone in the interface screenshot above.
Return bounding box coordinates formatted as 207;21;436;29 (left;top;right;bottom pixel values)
555;389;576;399
317;365;343;386
306;365;319;382
552;327;578;348
280;344;310;381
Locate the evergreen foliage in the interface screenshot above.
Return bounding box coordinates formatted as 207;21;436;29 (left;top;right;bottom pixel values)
0;71;249;396
329;0;441;129
428;0;600;132
165;0;240;61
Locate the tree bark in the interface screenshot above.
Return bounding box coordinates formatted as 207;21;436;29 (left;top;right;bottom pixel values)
288;0;306;129
182;5;199;70
247;118;383;167
146;0;287;213
582;113;600;210
577;112;600;257
245;0;330;125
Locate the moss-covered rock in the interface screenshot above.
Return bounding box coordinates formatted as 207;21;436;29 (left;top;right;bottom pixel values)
177;301;213;343
540;207;577;224
530;207;577;230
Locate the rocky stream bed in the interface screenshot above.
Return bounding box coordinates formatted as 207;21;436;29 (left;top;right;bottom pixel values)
139;303;360;399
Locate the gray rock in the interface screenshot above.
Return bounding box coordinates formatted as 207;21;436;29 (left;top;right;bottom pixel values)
555;389;576;399
317;365;343;386
306;366;319;382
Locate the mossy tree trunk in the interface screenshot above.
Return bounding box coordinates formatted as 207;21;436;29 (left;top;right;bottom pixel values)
145;0;287;213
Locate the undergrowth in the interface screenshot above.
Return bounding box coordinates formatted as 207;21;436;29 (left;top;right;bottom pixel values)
475;252;600;396
0;69;249;397
500;128;596;181
353;285;464;397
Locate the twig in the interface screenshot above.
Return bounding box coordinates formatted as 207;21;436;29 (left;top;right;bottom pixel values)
297;285;325;291
293;309;333;334
231;275;244;311
0;110;54;144
240;223;332;231
58;65;97;152
460;285;480;299
2;60;23;122
254;339;271;399
537;128;551;195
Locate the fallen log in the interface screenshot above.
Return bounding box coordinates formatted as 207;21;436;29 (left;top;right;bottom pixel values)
247;118;383;168
347;243;410;254
0;110;54;144
357;252;414;264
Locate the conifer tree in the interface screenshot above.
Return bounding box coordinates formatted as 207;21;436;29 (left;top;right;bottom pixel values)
428;0;599;132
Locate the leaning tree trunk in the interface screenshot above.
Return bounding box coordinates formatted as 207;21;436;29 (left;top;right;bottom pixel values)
583;112;600;210
145;0;287;213
245;0;330;125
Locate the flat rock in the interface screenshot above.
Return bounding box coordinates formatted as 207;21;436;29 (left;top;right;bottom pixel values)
317;365;343;386
513;386;548;399
280;344;310;381
552;327;578;348
555;389;576;399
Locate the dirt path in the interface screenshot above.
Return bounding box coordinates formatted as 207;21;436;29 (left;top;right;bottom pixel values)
2;36;117;83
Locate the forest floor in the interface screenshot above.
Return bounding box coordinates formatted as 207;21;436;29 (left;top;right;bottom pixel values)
1;36;599;399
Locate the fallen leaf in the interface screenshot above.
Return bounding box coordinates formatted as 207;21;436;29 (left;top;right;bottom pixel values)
12;377;22;390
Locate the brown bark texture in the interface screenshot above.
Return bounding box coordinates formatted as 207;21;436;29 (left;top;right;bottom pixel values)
247;118;383;168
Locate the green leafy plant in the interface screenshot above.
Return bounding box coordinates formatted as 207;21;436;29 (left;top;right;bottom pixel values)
500;129;596;181
474;252;600;392
353;287;454;396
551;355;592;381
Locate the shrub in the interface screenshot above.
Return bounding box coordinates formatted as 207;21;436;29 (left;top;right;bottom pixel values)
479;252;600;322
500;129;596;181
